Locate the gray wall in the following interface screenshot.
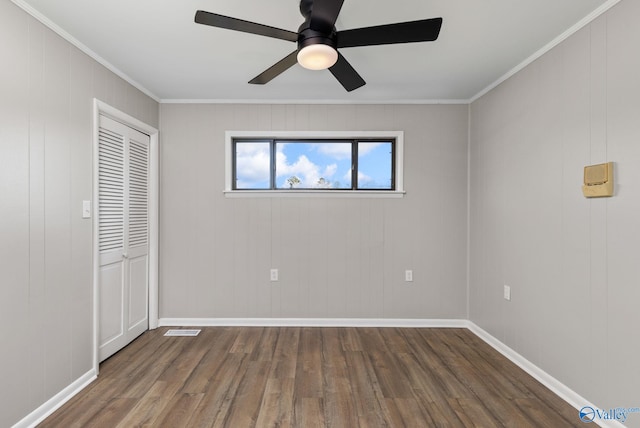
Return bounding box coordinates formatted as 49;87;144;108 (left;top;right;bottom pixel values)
0;1;159;426
159;104;469;319
469;0;640;420
5;0;640;424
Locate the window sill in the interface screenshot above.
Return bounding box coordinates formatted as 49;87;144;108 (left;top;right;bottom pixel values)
223;190;406;199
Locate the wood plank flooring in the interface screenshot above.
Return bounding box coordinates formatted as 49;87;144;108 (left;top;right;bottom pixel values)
39;327;582;427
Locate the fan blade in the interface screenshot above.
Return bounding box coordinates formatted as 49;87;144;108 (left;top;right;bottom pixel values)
337;18;442;48
249;51;299;85
329;52;365;92
310;0;345;33
195;10;298;42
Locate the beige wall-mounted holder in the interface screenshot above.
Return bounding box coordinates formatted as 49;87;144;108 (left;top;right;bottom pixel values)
582;162;614;198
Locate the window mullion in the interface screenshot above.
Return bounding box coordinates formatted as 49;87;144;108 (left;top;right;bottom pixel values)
391;139;396;190
232;141;238;190
352;140;358;190
270;139;276;190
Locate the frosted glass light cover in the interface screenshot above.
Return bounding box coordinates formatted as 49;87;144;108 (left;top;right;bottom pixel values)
297;44;338;70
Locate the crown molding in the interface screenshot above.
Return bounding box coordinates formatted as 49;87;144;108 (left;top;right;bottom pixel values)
159;98;471;105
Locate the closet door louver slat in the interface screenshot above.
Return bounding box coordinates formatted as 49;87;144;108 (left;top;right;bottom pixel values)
98;128;124;253
128;138;149;248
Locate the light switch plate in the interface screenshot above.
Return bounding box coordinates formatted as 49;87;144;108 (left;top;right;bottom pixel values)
82;200;91;218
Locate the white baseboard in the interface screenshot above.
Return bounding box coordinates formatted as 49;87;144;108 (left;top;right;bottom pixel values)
466;322;624;428
157;317;469;328
12;369;97;428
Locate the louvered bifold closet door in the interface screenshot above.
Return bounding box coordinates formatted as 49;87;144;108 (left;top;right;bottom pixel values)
125;136;150;336
98;115;150;362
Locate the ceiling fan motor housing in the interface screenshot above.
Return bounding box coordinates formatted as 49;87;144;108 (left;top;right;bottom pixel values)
297;22;337;51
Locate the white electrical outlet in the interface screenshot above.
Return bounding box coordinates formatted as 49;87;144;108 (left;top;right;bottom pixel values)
405;270;413;282
504;284;511;301
270;269;279;281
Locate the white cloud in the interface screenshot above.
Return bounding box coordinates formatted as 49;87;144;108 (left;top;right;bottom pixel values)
276;151;342;188
358;170;372;184
343;169;371;184
315;142;351;160
322;163;337;179
236;143;270;185
277;153;319;187
358;142;385;156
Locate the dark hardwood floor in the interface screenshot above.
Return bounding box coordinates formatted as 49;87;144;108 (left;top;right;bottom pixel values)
39;327;581;427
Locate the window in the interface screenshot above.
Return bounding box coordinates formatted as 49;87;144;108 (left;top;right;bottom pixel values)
227;131;403;195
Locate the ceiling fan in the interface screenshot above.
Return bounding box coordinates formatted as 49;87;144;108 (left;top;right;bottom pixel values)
194;0;443;92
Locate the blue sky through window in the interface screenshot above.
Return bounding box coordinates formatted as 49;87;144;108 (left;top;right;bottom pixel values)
234;139;393;190
235;141;270;189
358;142;393;189
276;141;351;189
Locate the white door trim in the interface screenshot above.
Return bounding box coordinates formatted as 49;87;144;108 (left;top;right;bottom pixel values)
92;99;159;374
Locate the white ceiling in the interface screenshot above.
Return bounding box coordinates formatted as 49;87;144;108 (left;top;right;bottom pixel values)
16;0;614;102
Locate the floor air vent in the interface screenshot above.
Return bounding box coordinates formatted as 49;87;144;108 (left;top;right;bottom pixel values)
164;329;201;337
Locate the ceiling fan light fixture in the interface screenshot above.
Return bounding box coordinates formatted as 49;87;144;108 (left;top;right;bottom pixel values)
195;3;443;91
297;43;338;70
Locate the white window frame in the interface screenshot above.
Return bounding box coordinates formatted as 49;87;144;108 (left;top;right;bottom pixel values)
224;130;405;198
